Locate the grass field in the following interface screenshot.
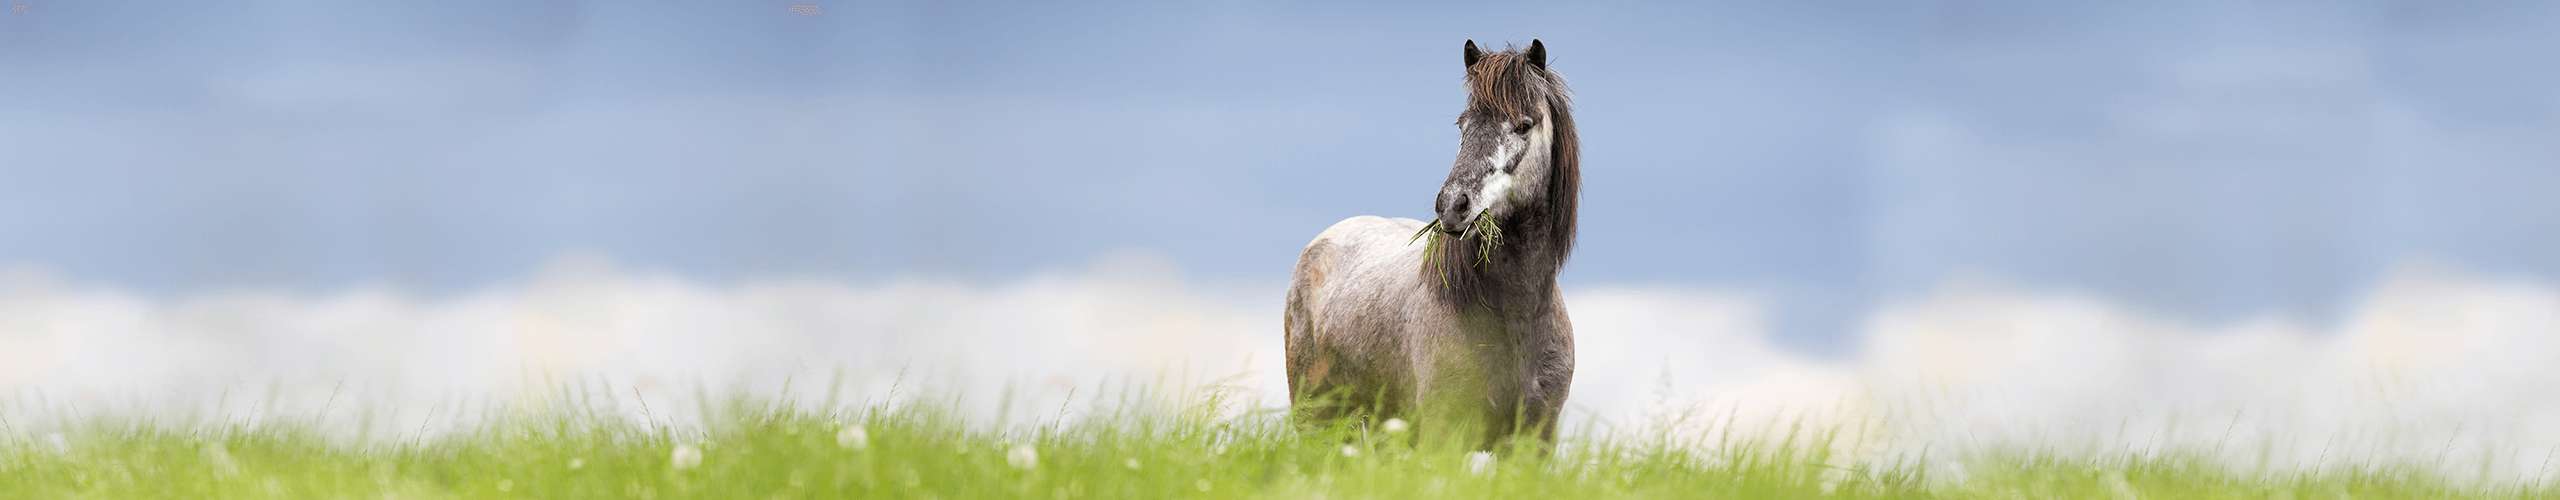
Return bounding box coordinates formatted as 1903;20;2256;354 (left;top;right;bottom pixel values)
1;389;2551;499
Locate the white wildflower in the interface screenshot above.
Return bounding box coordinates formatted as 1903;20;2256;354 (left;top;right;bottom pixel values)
670;444;704;470
1381;418;1409;434
567;458;585;470
1124;458;1142;470
1465;451;1495;475
836;424;869;450
1006;444;1039;470
1340;444;1362;458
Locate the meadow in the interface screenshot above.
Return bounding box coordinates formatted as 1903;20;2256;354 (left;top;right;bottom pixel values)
2;386;2549;500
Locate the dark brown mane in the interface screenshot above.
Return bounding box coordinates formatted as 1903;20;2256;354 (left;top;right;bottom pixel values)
1464;50;1559;118
1436;45;1580;298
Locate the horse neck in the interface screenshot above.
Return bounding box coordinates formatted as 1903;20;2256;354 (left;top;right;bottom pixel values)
1433;204;1572;312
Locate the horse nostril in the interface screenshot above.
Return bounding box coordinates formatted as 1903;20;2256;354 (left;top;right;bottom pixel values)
1434;193;1473;232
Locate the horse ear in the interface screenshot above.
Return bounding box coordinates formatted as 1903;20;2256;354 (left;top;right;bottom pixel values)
1526;39;1547;69
1464;39;1483;67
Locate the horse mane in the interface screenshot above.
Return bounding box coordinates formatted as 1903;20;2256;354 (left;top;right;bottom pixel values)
1438;46;1579;296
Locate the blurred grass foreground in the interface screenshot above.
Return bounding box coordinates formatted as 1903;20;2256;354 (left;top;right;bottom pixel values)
2;381;2552;499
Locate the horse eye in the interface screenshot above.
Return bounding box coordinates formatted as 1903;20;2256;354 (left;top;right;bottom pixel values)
1512;118;1536;134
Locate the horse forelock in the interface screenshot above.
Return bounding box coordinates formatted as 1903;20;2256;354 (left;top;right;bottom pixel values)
1463;49;1567;118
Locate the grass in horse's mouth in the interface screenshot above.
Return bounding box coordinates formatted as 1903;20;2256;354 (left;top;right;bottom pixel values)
1408;220;1446;288
1462;212;1502;265
1409;211;1503;290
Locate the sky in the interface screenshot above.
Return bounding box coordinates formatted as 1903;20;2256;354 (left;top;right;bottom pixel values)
4;1;2559;353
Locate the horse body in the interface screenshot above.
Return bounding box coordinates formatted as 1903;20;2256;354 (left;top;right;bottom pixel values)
1285;40;1580;447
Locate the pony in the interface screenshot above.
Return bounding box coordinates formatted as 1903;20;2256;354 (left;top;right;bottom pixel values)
1284;39;1580;449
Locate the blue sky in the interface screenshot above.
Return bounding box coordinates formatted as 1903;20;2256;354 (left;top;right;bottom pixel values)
3;1;2557;352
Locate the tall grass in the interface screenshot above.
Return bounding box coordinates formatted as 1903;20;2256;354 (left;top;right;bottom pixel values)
0;383;2551;499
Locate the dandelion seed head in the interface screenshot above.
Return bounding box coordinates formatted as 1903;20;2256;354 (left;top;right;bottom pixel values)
1466;451;1496;476
1006;444;1039;470
670;444;704;470
837;424;869;450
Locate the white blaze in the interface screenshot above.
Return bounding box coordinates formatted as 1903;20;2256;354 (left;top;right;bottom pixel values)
1473;142;1518;221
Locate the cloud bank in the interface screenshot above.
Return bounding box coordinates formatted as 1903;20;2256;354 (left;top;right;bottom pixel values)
2;256;2555;481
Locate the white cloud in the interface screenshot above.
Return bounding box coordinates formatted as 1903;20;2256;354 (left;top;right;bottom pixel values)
1853;271;2560;481
2;257;2556;481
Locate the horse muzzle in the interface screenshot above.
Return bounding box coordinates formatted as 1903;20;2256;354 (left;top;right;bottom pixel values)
1433;192;1476;233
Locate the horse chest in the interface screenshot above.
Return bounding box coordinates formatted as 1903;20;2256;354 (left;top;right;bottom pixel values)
1411;309;1544;406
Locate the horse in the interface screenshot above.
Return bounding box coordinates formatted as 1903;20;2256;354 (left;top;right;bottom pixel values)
1284;39;1580;449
